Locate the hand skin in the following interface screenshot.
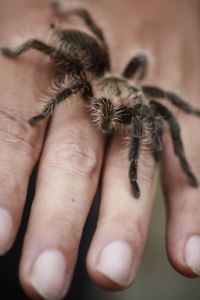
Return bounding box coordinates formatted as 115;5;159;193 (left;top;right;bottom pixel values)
0;0;200;299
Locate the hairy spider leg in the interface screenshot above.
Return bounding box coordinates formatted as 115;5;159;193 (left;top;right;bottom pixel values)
128;114;143;198
1;39;55;57
0;39;78;71
51;2;106;45
150;117;164;162
29;80;92;125
143;85;200;116
142;104;164;162
122;53;148;80
151;100;198;187
1;38;87;77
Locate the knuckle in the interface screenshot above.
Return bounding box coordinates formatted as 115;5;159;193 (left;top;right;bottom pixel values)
0;109;39;161
46;209;83;244
47;139;98;179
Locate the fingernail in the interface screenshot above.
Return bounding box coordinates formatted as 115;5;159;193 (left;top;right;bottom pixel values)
30;250;68;300
0;208;13;255
96;241;133;286
185;235;200;275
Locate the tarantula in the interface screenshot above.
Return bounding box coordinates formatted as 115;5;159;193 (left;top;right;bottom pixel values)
1;2;200;198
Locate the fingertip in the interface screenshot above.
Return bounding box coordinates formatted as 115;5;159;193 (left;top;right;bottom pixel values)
29;250;69;300
184;235;200;276
87;250;130;291
0;208;13;255
167;241;200;278
95;241;134;286
167;220;200;278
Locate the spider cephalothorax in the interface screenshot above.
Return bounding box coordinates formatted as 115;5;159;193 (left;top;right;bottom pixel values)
90;77;142;134
2;2;200;198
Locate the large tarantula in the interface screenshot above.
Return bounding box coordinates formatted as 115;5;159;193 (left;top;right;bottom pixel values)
2;2;200;198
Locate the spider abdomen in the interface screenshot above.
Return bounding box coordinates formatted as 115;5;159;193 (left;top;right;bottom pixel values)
54;30;110;76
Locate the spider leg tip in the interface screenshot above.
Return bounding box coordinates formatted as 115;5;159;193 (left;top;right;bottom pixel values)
28;114;45;125
131;181;141;199
50;23;55;29
28;118;36;126
154;151;163;162
190;177;199;188
1;47;9;55
134;192;140;199
51;1;59;10
1;47;17;57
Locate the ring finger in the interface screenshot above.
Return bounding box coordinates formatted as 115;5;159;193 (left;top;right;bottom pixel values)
87;132;157;290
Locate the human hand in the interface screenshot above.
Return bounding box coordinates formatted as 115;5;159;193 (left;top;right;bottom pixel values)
0;0;200;299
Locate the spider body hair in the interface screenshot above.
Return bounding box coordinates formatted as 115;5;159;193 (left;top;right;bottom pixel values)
2;1;200;198
89;76;145;134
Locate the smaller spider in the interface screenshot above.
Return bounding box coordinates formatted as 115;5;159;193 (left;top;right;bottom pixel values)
1;2;200;198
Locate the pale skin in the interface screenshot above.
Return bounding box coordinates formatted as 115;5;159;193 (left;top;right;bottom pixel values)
0;0;200;299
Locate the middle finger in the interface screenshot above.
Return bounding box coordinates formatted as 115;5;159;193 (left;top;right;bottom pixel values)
19;96;105;300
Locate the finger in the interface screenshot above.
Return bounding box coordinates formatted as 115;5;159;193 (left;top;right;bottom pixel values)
162;114;200;277
19;97;105;300
0;106;44;255
0;0;56;255
86;133;157;290
0;37;51;254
